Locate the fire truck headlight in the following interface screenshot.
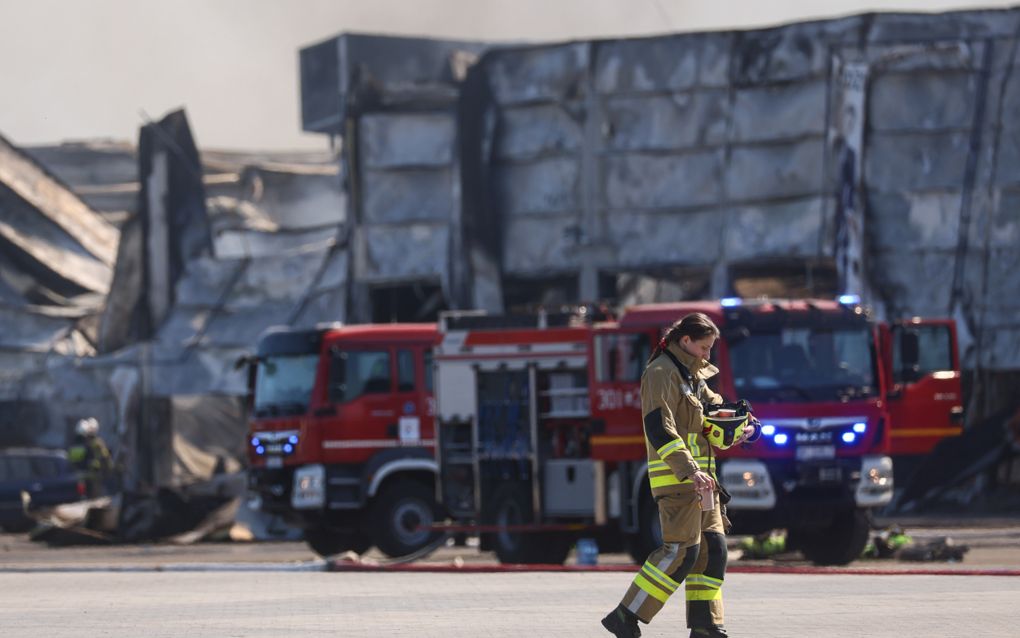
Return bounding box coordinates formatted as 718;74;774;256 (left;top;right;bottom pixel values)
761;424;776;436
852;422;867;434
773;433;789;445
251;437;260;447
255;445;265;455
283;444;293;454
288;435;299;445
841;432;856;444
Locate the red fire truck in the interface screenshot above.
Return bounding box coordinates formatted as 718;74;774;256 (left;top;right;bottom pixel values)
245;323;442;558
433;298;962;565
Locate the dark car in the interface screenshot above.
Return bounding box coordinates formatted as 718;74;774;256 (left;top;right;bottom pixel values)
0;448;85;533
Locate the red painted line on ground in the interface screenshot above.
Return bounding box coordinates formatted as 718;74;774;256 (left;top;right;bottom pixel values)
327;561;1020;576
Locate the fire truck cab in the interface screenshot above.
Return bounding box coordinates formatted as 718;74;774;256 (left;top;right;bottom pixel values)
246;323;442;558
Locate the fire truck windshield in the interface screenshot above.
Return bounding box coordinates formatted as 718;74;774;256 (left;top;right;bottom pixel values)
253;354;319;416
728;327;876;403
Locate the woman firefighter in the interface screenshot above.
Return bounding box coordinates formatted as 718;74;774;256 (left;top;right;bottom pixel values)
602;312;760;638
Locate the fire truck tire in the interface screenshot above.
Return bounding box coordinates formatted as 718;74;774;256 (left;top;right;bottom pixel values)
370;480;441;558
488;484;571;565
304;527;372;558
626;492;662;565
792;507;871;566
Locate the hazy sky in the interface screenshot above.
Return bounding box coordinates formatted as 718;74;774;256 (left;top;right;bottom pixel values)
1;0;1015;151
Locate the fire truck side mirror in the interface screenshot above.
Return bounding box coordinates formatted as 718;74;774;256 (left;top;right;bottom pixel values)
328;349;348;402
899;330;921;383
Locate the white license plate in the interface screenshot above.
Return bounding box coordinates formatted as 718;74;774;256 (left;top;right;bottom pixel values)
796;445;835;461
265;456;283;469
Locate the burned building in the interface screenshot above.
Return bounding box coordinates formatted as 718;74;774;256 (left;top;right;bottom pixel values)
301;10;1020;417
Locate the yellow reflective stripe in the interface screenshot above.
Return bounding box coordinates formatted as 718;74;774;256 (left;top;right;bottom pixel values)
650;474;686;488
685;575;723;589
685;588;723;601
688;434;701;457
641;562;679;592
657;438;687;459
633;574;671;603
648;460;669;471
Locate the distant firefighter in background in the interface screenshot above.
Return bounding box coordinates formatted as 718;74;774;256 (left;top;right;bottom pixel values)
68;417;115;498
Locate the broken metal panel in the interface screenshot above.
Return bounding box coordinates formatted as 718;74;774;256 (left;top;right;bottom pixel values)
97;216;144;353
0;134;119;270
603;92;729;151
604;150;724;209
866;132;972;193
200;304;294;349
360;113;456;168
872;250;967;319
299;33;486;133
361;223;449;281
310;247;348;293
593;35;708;94
361;169;454;223
723;198;827;260
868;192;964;252
495;105;582;159
730;22;834;85
0;186;116;296
495;158;579;215
137;109;212;338
0;307;77;351
213;227;336;260
173;256;246;307
221;250;329;310
238;166;344;230
731;80;828;143
869;72;979;132
866;9;1020;43
292;287;346;329
606;211;720;270
502;216;580;275
486;43;589;105
725;141;826;201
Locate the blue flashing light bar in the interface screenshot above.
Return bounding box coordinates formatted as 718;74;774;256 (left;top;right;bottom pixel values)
720;297;742;307
773;433;789;445
841;432;856;444
838;294;861;305
761;424;776;436
852;422;867;434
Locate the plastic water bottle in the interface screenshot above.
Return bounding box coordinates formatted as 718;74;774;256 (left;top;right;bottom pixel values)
577;538;599;566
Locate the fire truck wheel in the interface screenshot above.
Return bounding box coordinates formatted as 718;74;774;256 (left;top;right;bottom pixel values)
304;527;372;558
370;480;441;558
626;492;662;565
488;484;571;565
792;507;871;566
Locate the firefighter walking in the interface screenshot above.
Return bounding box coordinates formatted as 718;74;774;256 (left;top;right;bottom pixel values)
602;313;759;638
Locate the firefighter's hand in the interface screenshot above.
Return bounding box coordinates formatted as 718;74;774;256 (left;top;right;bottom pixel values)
739;416;763;444
693;471;715;491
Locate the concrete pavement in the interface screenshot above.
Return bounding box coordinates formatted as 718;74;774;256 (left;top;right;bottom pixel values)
2;569;1018;637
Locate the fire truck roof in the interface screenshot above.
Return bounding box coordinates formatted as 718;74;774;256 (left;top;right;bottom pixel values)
617;299;856;329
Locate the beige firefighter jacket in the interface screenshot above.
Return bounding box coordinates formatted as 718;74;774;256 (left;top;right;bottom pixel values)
641;342;724;498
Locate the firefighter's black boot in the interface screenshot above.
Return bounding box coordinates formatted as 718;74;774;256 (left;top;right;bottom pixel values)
601;604;641;638
690;626;728;638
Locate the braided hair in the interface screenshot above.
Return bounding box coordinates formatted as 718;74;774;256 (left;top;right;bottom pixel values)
646;312;720;366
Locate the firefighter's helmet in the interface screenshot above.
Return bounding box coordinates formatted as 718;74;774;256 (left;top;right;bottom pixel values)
702;411;749;450
75;417;99;437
